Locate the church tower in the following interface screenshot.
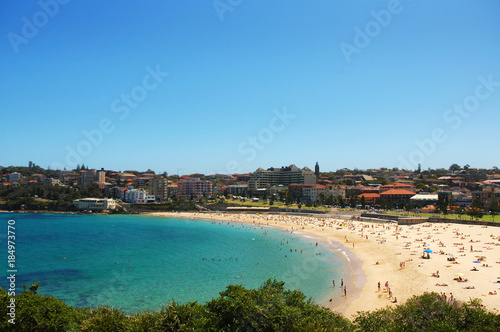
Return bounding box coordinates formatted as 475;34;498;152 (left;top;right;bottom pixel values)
314;162;320;179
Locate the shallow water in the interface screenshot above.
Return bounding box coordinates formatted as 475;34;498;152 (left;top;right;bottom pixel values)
0;213;351;313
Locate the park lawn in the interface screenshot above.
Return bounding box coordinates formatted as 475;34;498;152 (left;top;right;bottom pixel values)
385;211;499;223
223;199;331;211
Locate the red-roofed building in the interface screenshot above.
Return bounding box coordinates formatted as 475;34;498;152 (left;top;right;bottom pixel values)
379;189;416;204
380;183;416;193
358;193;381;205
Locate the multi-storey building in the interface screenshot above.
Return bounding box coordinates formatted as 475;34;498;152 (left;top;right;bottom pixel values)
379;182;417;193
124;188;148;204
150;176;168;201
248;165;316;191
9;172;21;183
225;184;248;196
472;185;500;207
302;185;328;202
80;169;96;187
96;169;106;184
177;178;212;198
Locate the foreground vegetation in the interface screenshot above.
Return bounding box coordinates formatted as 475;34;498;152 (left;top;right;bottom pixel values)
1;280;499;331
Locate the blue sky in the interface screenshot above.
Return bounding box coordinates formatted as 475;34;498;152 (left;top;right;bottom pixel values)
1;0;499;175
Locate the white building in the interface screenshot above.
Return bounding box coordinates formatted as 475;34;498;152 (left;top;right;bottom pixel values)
124;188;148;204
73;198;116;211
9;172;21;183
302;185;329;202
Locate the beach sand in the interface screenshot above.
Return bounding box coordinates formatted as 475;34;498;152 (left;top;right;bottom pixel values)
147;211;500;319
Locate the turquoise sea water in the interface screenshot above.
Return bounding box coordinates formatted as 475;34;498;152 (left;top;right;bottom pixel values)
0;213;351;313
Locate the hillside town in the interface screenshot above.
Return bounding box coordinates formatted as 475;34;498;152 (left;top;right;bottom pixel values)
1;162;499;217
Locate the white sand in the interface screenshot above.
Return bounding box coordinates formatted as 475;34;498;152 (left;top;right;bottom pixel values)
146;211;500;319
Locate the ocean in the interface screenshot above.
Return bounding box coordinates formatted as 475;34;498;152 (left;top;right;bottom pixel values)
0;213;351;313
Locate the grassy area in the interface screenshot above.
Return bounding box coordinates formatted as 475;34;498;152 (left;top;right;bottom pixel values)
221;199;332;211
384;211;499;222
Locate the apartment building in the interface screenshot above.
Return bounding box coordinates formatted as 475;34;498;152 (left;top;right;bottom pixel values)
177;177;212;198
150;176;168;201
248;165;316;191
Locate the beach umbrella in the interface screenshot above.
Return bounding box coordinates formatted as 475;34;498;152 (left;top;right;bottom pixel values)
424;249;433;253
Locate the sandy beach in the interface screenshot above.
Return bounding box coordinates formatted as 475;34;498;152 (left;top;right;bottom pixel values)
147;211;500;319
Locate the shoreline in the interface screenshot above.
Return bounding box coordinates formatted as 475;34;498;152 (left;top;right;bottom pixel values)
3;210;499;318
146;211;500;319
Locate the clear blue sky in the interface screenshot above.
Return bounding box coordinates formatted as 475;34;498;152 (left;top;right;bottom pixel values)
1;0;499;175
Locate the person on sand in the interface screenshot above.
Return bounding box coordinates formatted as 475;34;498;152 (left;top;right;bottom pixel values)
489;291;497;295
392;297;397;303
378;281;381;291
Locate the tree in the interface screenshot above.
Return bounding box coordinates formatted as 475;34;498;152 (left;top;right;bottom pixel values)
360;195;366;209
416;183;427;190
488;199;500;221
437;192;449;215
381;199;393;210
337;196;346;208
467;199;484;220
349;195;358;208
449;163;461;172
205;279;353;331
325;195;334;206
318;193;326;205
